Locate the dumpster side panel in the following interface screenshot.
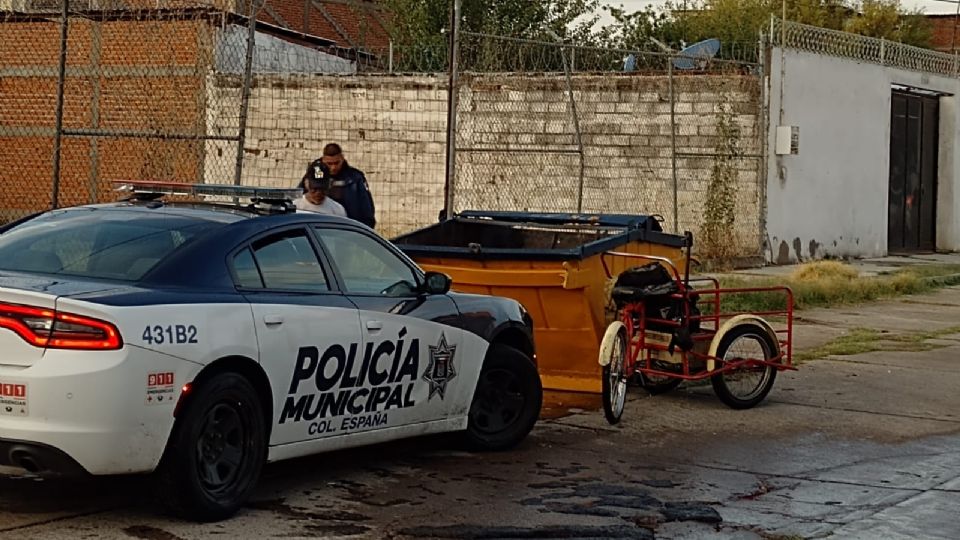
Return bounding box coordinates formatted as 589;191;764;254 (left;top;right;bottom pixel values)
410;240;687;395
532;284;600;393
417;258;602;393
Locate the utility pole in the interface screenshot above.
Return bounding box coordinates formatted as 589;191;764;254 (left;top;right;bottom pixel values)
443;0;462;218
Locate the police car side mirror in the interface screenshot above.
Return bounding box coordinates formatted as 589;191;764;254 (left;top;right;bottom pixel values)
422;271;452;295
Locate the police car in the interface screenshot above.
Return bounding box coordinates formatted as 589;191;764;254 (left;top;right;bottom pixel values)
0;182;541;521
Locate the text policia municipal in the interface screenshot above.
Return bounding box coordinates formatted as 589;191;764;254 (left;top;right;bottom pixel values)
279;329;455;436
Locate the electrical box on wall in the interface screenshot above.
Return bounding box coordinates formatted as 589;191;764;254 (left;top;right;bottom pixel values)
776;125;799;155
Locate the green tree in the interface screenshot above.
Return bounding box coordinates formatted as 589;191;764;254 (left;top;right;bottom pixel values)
844;0;932;45
600;0;932;56
382;0;602;45
379;0;933;71
380;0;604;70
599;5;674;50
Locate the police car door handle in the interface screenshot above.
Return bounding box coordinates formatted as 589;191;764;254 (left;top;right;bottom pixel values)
263;315;284;326
366;320;383;332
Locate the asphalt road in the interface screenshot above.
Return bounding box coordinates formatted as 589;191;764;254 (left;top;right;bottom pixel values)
3;288;960;539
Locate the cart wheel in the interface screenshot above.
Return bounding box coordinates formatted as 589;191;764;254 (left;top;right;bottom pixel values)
710;324;778;409
600;322;628;425
637;363;682;395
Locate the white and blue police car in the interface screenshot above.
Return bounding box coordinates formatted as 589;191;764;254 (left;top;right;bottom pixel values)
0;182;541;521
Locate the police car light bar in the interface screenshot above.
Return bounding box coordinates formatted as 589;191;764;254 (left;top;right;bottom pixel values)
111;180;302;201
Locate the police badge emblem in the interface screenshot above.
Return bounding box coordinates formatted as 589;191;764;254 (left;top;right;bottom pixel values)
423;333;457;401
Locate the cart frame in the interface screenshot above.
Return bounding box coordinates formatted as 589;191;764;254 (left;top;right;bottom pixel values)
597;247;795;419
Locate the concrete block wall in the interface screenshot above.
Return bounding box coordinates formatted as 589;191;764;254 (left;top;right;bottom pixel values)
209;74;449;238
217;72;762;253
453;74;762;255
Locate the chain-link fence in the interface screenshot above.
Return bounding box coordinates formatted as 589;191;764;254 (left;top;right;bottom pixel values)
450;32;766;260
209;17;450;237
0;0;451;238
0;0;766;257
0;2;237;221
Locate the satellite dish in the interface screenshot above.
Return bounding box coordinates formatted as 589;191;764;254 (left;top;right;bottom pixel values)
673;38;720;70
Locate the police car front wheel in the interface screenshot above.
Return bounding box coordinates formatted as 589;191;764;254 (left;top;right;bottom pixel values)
155;372;267;522
464;344;542;451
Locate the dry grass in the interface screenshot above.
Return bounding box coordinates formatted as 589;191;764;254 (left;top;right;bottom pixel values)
789;260;859;282
794;325;960;362
714;262;960;313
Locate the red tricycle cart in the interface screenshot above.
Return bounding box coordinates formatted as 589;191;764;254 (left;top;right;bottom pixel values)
599;233;795;423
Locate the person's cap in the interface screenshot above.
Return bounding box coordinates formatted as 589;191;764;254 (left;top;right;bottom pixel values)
304;174;330;191
304;159;331;190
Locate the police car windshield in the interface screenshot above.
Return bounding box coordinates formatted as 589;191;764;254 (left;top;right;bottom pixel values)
0;207;225;281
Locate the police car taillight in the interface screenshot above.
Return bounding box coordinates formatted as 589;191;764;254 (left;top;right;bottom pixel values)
0;302;122;350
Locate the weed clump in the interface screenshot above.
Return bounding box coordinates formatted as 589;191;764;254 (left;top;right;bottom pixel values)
789;260;859;282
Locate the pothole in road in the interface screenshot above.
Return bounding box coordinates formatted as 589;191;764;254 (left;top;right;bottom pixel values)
520;481;722;533
246;498;372;522
245;499;373;536
123;525;186;540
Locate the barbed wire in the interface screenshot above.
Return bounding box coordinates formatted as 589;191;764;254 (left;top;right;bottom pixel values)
458;31;761;74
772;17;960;77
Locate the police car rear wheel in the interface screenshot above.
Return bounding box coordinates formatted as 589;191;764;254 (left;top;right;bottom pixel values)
464;344;542;451
156;372;267;522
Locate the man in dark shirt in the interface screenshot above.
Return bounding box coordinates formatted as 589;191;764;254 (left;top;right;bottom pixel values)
300;143;376;228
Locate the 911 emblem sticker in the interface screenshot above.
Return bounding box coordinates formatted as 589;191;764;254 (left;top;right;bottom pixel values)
423;333;457;401
0;381;28;416
146;372;176;405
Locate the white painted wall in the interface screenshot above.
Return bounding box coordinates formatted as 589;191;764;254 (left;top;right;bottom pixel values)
766;47;960;263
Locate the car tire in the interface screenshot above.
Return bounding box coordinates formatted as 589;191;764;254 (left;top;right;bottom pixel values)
155;372;267;522
463;343;542;451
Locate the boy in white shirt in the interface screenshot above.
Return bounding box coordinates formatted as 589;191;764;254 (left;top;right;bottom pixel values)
295;163;347;217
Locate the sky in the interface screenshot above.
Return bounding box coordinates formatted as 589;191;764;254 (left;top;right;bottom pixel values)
597;0;960;22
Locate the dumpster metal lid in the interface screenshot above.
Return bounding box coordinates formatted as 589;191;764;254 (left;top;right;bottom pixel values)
393;211;688;261
455;211;666;230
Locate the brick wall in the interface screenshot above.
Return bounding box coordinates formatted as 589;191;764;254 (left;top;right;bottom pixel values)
217;72;763;254
0;15;213;221
927;15;958;53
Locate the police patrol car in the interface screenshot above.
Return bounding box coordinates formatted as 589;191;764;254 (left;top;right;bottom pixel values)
0;182;541;521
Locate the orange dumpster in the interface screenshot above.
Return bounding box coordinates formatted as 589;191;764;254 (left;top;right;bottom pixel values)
393;211;688;393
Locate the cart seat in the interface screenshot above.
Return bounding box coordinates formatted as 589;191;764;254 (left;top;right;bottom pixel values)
611;262;678;306
611;282;679;305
